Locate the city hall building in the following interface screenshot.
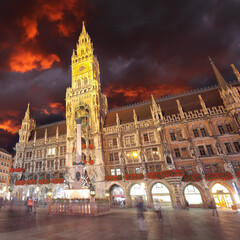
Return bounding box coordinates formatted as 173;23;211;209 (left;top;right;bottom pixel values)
11;23;240;208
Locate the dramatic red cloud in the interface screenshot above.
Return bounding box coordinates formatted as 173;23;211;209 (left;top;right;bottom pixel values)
9;48;60;72
21;18;39;41
0;120;20;134
36;102;65;116
104;84;190;106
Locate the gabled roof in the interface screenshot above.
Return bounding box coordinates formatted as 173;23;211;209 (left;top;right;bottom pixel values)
0;148;11;155
29;120;66;141
104;85;227;127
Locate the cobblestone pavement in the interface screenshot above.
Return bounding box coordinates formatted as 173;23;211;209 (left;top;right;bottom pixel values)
0;207;239;240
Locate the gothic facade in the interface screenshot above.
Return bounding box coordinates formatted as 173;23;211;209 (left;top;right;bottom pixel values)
11;23;240;208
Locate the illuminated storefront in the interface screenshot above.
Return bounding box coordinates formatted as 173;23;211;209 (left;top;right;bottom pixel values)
130;183;147;205
212;183;233;208
110;185;125;207
184;185;203;205
151;183;171;207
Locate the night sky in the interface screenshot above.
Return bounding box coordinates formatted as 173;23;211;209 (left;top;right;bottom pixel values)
1;0;240;153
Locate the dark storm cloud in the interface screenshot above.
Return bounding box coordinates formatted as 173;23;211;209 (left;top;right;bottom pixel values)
1;0;240;151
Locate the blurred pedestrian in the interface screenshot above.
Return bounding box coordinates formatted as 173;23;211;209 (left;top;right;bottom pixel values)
209;199;218;217
185;200;189;209
0;197;3;211
154;199;162;221
136;197;147;232
177;200;182;211
27;197;33;213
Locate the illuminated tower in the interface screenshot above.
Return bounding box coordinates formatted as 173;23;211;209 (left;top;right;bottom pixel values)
65;22;107;195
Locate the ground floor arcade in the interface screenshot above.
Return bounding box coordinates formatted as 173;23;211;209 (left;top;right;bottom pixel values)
11;179;240;209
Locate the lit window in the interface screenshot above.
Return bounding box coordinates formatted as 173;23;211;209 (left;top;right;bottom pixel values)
135;167;140;173
116;169;121;175
110;169;115;175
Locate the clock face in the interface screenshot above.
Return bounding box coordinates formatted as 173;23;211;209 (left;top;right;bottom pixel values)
79;65;86;71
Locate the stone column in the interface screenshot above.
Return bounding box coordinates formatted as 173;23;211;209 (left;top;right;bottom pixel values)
76;120;82;163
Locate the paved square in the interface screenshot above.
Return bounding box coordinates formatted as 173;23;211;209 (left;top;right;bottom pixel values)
0;207;239;240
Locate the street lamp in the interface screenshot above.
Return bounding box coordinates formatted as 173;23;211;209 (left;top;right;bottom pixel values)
90;187;96;197
105;190;110;198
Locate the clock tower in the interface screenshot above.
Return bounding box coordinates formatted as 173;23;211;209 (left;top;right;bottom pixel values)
65;22;108;196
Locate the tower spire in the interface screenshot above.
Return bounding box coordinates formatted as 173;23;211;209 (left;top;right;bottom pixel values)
231;64;240;82
209;57;228;91
82;21;86;34
24;103;30;120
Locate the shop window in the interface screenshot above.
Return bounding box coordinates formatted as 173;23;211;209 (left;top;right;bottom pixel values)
206;145;214;156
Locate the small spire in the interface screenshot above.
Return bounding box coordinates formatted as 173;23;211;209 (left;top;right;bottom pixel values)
198;95;208;115
34;131;37;144
209;57;228;91
176;99;185;118
82;21;86;34
44;128;47;142
24;103;30;120
231;64;240;82
133;109;138;124
116;113;120;126
56;126;59;140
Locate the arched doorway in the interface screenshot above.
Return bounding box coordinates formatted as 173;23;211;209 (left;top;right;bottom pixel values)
184;185;203;206
16;188;24;200
151;183;171;207
40;187;49;201
27;187;36;198
130;183;147;206
53;187;64;199
212;183;233;208
110;185;125;207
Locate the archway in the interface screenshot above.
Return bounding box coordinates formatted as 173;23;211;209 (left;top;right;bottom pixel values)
27;186;36;198
53;187;64;199
212;183;233;208
16;188;24;200
151;183;172;207
110;184;125;207
130;183;147;206
184;185;203;206
40;187;49;201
